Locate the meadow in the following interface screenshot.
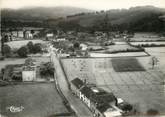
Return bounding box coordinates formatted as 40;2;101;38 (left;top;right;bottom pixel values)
6;40;47;49
0;83;68;117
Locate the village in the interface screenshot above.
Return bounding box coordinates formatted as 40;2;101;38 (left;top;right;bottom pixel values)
1;2;165;117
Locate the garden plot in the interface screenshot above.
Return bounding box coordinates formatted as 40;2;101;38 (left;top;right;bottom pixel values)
61;57;165;114
0;83;68;117
111;58;145;72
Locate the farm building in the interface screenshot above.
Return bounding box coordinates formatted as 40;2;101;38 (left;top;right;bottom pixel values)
22;58;36;81
22;66;36;81
46;33;54;38
70;78;123;117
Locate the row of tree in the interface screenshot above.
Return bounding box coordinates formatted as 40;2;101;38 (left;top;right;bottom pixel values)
2;41;42;58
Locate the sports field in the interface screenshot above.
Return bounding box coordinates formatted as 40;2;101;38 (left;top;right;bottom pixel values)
0;83;68;117
61;57;165;115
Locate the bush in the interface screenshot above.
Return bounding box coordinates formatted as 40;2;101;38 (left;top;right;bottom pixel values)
33;43;42;54
27;41;34;53
3;44;11;57
17;46;28;58
73;42;80;49
121;103;133;112
40;62;54;77
27;42;42;54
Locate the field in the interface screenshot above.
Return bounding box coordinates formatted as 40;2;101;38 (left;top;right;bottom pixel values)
90;52;147;57
130;42;165;46
61;57;165;115
0;83;68;117
92;44;140;53
6;40;47;49
131;32;165;42
111;58;145;72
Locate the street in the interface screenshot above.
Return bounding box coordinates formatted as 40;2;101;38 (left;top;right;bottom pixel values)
50;47;93;117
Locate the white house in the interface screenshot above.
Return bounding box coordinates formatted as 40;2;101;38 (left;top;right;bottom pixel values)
22;66;36;81
80;43;88;51
46;33;54;38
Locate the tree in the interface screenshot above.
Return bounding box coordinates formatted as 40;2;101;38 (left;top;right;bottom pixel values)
149;56;159;69
40;62;54;77
27;41;34;53
73;42;80;49
33;43;42;54
30;30;35;38
121;103;133;112
3;44;11;57
17;46;28;58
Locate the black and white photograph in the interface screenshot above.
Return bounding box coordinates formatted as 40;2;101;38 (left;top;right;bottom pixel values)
0;0;165;117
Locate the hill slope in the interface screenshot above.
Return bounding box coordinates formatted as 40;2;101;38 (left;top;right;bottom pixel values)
1;6;92;21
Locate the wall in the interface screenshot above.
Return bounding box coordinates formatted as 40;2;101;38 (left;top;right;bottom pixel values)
22;70;36;81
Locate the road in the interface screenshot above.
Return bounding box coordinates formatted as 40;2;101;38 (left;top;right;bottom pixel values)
49;47;93;117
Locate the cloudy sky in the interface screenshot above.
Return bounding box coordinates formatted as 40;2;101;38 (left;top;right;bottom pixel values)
1;0;165;10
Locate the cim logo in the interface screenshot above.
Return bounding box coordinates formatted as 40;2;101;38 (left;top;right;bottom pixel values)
6;106;24;113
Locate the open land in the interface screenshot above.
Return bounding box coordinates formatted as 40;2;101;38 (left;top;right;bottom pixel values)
0;83;69;117
61;47;165;115
6;40;47;49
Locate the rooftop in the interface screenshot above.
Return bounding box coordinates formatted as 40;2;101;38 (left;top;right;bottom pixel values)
71;78;117;113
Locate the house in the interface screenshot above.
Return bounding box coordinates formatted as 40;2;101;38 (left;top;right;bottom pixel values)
80;43;88;51
22;58;36;81
70;78;122;117
70;78;84;96
24;31;33;39
46;33;54;38
22;66;36;81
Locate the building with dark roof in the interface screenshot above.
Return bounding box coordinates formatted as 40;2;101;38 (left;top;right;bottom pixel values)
70;78;122;117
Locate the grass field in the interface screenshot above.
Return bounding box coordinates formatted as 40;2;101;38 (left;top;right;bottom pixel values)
61;57;165;115
0;83;68;117
6;40;47;49
131;32;165;42
93;44;140;53
130;42;165;46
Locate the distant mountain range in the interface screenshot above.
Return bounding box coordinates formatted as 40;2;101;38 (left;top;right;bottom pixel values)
1;6;165;32
66;6;165;26
1;6;93;21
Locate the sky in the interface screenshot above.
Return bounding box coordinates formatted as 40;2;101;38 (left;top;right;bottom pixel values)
1;0;165;10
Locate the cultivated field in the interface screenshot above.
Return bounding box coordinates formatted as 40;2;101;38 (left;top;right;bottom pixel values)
6;40;47;49
61;57;165;115
130;41;165;46
90;52;148;57
0;83;68;117
131;32;165;41
92;44;140;53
